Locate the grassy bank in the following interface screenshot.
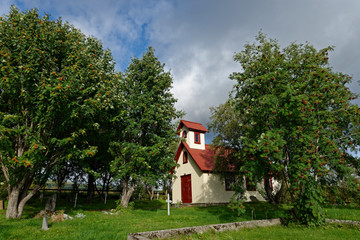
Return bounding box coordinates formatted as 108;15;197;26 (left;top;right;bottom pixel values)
0;199;359;240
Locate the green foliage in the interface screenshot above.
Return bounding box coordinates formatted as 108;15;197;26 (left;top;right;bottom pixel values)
209;100;243;149
323;179;360;205
0;181;6;199
109;47;183;205
0;7;118;218
227;32;360;225
115;200;134;214
228;195;246;216
0;6;182;217
289;180;326;226
208;100;244;173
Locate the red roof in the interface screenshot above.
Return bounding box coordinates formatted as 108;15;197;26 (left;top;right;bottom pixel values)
174;142;215;171
176;120;208;134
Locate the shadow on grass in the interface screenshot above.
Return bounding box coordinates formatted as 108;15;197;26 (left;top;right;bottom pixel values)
199;202;290;223
133;199;167;210
191;206;239;223
0;216;42;239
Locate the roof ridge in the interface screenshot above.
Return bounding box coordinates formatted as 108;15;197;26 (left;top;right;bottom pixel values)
177;119;208;133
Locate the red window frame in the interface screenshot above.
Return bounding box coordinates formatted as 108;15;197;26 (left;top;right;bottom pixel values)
194;132;201;144
183;151;188;164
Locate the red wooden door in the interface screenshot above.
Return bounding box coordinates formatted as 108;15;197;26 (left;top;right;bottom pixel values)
181;175;192;203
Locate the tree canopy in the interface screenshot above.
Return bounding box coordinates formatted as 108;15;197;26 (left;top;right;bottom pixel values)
0;7;182;218
0;7;121;218
109;47;183;207
212;32;360;225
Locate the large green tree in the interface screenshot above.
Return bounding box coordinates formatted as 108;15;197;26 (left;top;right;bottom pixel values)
110;47;182;207
228;33;360;225
208;101;244;178
0;7;118;218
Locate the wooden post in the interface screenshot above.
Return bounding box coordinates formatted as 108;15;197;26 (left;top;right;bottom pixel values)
0;200;4;210
167;193;172;216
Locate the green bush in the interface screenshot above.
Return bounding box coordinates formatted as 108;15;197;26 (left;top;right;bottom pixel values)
115;200;134;214
0;181;7;200
228;195;246;217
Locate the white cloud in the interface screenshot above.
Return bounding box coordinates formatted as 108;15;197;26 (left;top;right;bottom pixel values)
3;0;360;142
144;0;360;136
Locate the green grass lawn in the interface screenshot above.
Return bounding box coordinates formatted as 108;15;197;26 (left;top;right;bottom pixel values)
165;224;360;240
0;198;359;240
325;205;360;221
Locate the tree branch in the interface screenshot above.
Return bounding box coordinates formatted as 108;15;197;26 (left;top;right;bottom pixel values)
0;155;10;183
332;132;360;141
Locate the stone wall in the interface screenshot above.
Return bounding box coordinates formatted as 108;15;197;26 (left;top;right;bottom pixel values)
127;218;281;240
127;218;360;240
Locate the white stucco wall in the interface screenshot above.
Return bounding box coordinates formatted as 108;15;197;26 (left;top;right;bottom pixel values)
180;127;205;150
202;173;234;203
172;150;204;204
172;149;268;204
173;149;235;204
244;183;266;202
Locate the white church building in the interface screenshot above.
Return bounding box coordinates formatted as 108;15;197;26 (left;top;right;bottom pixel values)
172;120;269;204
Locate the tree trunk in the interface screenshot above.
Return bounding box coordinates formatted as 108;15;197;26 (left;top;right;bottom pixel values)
264;178;275;204
6;187;21;219
120;180;136;207
5;184;41;219
94;183;104;201
147;185;155;201
57;172;66;197
87;174;95;201
19;177;33;203
17;186;42;219
275;177;290;204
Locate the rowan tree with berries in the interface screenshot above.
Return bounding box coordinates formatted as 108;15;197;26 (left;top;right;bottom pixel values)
228;32;360;225
0;7;118;218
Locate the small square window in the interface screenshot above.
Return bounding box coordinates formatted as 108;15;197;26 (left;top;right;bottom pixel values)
225;175;235;191
183;151;188;164
194;132;200;144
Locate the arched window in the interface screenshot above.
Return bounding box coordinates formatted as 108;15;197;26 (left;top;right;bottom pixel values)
183;151;188;164
182;131;187;138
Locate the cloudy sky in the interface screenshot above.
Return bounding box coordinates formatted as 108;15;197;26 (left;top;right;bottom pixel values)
1;0;360;143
